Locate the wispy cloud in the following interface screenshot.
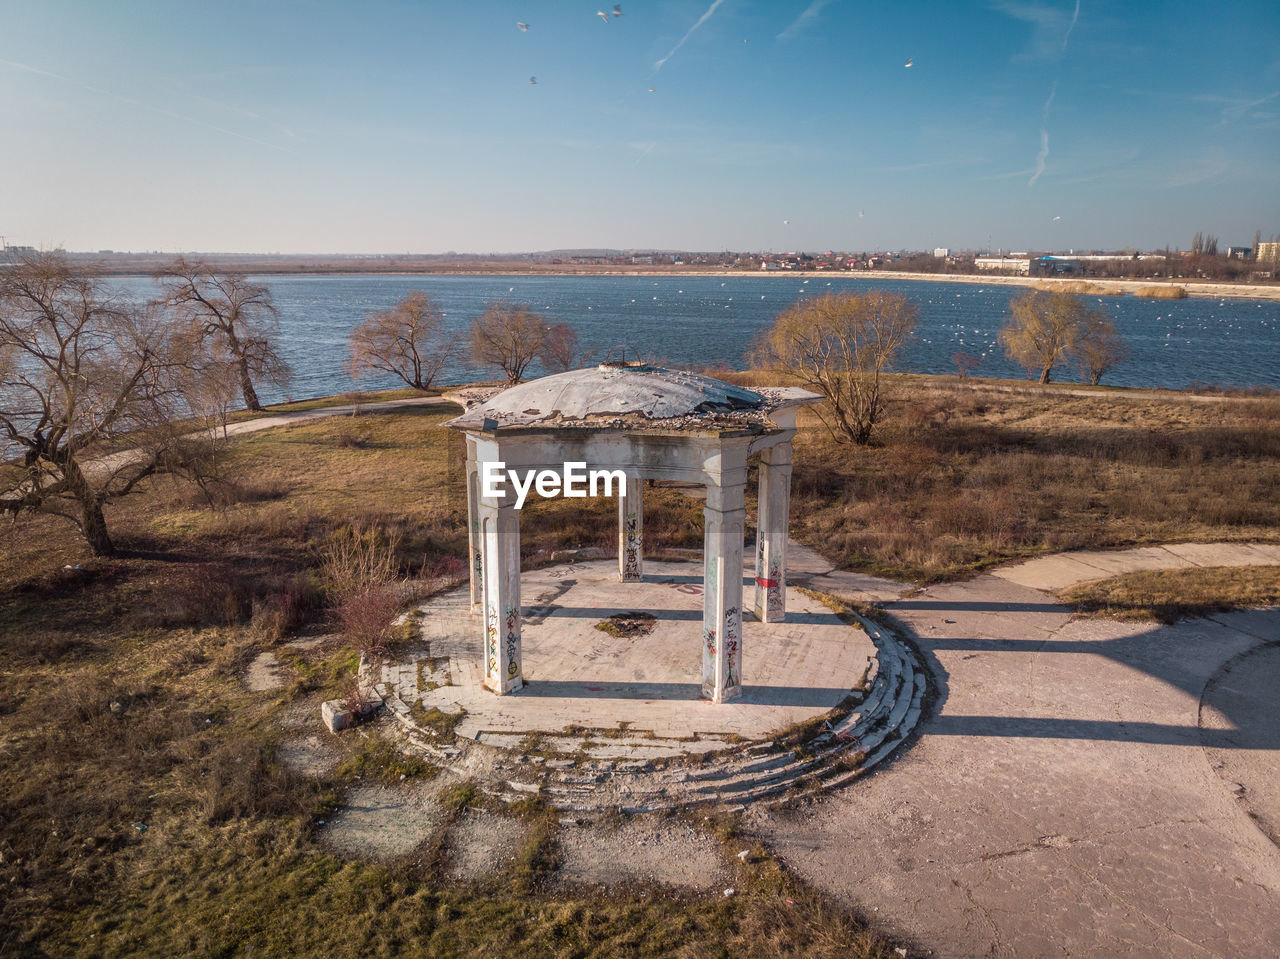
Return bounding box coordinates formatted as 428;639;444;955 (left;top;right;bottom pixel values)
1198;90;1280;125
1062;0;1080;51
1028;80;1056;186
0;56;295;154
654;0;728;73
778;0;836;41
990;0;1080;61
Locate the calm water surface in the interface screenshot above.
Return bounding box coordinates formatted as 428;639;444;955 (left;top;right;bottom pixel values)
111;274;1280;404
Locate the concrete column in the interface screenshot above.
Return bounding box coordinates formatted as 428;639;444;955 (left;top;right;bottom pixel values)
702;473;747;703
479;498;523;694
466;460;482;607
618;475;643;582
753;443;792;623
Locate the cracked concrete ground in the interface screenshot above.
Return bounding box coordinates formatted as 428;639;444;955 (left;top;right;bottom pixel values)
749;546;1280;959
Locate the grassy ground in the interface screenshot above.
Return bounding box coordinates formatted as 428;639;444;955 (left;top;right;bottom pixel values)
759;374;1280;580
1060;566;1280;623
2;374;1277;955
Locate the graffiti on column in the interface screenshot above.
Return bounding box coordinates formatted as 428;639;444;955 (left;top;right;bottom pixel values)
622;512;641;578
724;605;741;692
504;603;519;678
767;560;783;618
485;603;499;678
703;626;717;656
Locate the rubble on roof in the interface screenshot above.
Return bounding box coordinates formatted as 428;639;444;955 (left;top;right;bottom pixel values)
446;365;817;434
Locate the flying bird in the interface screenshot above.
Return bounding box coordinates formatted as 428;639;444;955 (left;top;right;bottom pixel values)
528;76;537;84
613;3;623;15
598;10;609;23
858;210;865;218
783;219;790;225
517;21;528;31
904;58;913;68
648;87;655;93
1052;215;1062;221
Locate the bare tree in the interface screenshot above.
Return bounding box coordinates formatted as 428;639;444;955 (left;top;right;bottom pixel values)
1072;312;1128;386
752;291;916;445
347;291;452;390
470;303;549;384
952;351;981;380
542;322;592;373
999;290;1085;383
157;257;291;411
0;254;191;555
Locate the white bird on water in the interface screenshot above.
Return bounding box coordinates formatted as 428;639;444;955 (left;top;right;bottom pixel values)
517;21;528;31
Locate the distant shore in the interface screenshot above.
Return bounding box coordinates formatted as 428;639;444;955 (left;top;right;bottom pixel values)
94;263;1280;301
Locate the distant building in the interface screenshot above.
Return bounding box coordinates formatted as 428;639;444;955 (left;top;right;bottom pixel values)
975;256;1030;275
1227;246;1252;259
933;247;950;258
1255;243;1280;265
1030;255;1081;276
630;255;655;265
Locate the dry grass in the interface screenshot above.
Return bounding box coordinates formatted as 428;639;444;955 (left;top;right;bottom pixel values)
1036;280;1116;296
0;399;896;959
785;380;1280;580
1060;566;1280;623
1134;284;1188;299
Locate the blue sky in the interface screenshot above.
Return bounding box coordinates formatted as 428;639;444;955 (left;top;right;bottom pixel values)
2;1;1278;254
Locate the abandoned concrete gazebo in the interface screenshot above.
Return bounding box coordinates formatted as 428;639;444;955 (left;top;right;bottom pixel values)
446;361;820;704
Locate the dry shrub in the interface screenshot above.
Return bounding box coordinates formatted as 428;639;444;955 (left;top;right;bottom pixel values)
335;584;401;657
249;571;322;642
1135;284;1187;298
321;522;402;601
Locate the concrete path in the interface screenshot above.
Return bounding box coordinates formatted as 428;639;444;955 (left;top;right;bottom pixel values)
749;544;1280;959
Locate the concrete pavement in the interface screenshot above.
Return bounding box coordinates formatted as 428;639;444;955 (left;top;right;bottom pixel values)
750;546;1280;959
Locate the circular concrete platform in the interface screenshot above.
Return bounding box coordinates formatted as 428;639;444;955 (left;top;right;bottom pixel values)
360;559;925;811
377;559;876;753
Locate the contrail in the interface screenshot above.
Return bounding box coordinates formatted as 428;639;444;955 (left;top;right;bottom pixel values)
654;0;727;73
778;0;835;41
0;56;295;155
1029;81;1056;186
1063;0;1080;51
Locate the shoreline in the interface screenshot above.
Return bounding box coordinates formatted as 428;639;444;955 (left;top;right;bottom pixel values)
98;267;1280;301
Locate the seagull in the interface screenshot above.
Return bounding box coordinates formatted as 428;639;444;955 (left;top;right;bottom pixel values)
517;21;528;31
904;58;914;68
613;3;623;15
529;76;537;84
783;219;790;225
1052;215;1062;221
858;210;865;218
598;10;609;23
648;87;655;93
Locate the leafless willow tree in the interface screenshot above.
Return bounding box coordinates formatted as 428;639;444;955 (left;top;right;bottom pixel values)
346;291;453;390
470;303;550;384
752;291;917;445
542;322;592;373
1073;311;1128;386
0;254;193;555
157;257;292;411
999;290;1122;384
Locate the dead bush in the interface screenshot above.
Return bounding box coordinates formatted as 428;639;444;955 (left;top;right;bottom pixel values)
336;583;401;658
321;522;402;602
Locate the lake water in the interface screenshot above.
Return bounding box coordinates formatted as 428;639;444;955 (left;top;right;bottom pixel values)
110;274;1280;404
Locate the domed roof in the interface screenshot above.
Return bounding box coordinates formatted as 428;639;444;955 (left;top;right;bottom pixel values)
448;363;769;431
